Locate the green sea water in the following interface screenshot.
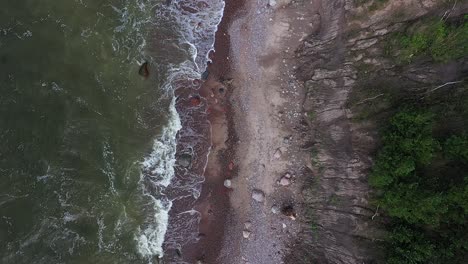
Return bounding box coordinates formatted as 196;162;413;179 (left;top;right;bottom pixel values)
0;0;182;263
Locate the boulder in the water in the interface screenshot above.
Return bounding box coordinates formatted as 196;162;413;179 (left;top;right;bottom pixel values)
177;153;192;168
201;70;209;80
139;62;149;78
190;95;201;106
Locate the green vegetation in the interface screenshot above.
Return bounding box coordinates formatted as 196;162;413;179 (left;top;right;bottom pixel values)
370;109;468;263
368;0;389;11
386;16;468;63
353;0;388;8
307;111;316;121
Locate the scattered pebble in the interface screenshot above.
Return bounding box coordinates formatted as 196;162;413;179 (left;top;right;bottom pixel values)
252;189;265;202
224;179;232;188
273;148;282;159
278;177;291;186
244;221;252;229
243;230;251;239
271;205;280;214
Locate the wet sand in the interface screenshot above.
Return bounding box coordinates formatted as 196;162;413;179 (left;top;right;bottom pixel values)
167;0;318;263
174;0;247;263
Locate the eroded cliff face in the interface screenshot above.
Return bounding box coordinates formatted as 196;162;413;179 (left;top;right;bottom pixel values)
286;0;468;263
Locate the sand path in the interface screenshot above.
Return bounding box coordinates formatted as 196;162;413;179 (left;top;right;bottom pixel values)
218;1;320;263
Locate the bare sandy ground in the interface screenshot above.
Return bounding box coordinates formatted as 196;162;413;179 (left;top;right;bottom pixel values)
216;0;321;263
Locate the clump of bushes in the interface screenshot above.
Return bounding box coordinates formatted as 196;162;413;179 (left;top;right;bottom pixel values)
386;15;468;63
370;109;468;263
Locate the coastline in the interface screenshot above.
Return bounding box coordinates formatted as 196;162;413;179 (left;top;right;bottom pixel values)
185;0;247;261
183;0;320;263
165;0;468;263
168;0;247;262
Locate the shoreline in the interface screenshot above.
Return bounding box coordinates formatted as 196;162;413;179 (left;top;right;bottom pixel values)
185;0;247;261
167;0;247;262
164;0;468;263
188;0;319;263
166;0;336;263
176;0;318;262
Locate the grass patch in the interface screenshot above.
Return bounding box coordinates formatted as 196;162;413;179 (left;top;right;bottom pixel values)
385;15;468;63
306;111;316;121
368;0;389;11
328;194;341;206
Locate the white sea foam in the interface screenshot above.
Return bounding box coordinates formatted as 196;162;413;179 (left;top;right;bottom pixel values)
135;0;225;259
159;0;226;69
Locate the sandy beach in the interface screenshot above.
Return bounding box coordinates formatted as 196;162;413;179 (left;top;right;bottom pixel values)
168;0;467;263
179;0;321;263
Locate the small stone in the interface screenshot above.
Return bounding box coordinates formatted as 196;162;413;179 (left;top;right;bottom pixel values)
282;223;287;229
273;149;282;159
224;179;232;188
243;230;251;239
252;189;265;202
268;0;277;7
228;161;234;170
284;173;292;179
244;221;252;229
279;177;291;186
271;205;280;214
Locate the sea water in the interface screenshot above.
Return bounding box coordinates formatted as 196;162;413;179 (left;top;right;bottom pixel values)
0;0;224;263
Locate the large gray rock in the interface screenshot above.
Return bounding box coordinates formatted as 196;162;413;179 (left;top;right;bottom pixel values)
177;153;192;168
252;189;265;202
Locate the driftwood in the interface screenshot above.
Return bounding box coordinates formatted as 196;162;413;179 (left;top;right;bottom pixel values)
421;80;463;98
371;205;380;221
356;93;384;106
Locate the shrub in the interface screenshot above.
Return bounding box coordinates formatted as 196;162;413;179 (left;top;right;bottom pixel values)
370;109;468;263
390;16;468;63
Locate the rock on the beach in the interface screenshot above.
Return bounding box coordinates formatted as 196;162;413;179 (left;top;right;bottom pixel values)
278;177;291;186
244;221;252;230
243;230;251;239
268;0;277;7
273;148;282;159
224;179;232;188
252;189;265;202
271;204;280;214
228;161;234;170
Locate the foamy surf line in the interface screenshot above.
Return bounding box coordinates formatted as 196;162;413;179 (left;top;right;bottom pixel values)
135;0;225;260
